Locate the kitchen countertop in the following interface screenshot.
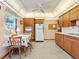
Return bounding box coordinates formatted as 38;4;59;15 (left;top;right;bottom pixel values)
56;32;79;38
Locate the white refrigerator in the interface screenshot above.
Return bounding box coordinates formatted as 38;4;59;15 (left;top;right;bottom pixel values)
35;24;44;41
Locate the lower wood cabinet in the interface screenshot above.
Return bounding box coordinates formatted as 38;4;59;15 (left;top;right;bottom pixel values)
71;38;79;59
55;33;63;48
63;35;72;54
55;33;59;44
55;33;79;59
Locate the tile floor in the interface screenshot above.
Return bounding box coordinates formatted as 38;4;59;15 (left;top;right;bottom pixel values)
5;40;73;59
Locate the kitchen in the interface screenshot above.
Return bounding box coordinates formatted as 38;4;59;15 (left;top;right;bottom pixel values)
0;0;79;59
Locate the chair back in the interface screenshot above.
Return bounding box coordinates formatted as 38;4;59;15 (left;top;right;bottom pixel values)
21;36;29;47
9;36;22;47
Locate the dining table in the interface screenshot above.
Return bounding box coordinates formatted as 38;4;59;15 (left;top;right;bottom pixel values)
9;33;32;59
0;33;32;59
12;34;31;39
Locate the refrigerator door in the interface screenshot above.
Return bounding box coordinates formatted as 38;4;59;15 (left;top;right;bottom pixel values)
35;24;44;41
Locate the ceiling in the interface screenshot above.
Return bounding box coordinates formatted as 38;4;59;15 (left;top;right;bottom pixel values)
19;0;60;13
2;0;79;19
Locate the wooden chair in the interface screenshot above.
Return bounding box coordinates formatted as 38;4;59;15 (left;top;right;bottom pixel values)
28;41;33;52
28;34;33;52
9;36;22;59
23;41;33;57
21;36;33;56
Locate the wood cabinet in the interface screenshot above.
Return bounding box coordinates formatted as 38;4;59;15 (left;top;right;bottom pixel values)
69;6;78;21
55;33;59;44
71;38;79;59
59;12;71;27
35;19;44;24
58;5;79;27
63;12;71;27
78;6;79;19
58;16;64;27
23;18;35;41
55;33;79;59
63;35;72;54
55;33;63;48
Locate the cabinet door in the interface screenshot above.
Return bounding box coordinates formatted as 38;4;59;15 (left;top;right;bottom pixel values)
23;18;35;41
63;12;71;27
63;35;72;54
58;34;63;48
71;39;79;59
35;19;44;24
70;6;78;21
55;33;63;48
78;6;79;19
55;33;60;45
59;16;64;27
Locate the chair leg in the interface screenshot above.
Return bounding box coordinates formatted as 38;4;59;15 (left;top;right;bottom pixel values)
28;43;32;52
11;49;13;59
19;47;21;59
24;47;27;56
28;45;32;52
9;48;13;59
8;50;11;57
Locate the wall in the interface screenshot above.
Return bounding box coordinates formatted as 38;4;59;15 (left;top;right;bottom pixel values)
44;20;57;39
62;26;79;34
17;18;23;34
0;2;23;43
0;2;6;42
62;20;79;33
19;19;23;34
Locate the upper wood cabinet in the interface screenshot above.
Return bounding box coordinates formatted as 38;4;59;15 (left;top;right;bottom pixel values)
35;19;44;24
69;6;78;21
63;12;71;27
58;5;79;27
23;18;35;41
78;6;79;19
58;16;64;27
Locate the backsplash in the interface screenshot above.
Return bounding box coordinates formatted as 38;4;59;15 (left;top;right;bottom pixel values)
76;20;79;26
62;26;79;34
